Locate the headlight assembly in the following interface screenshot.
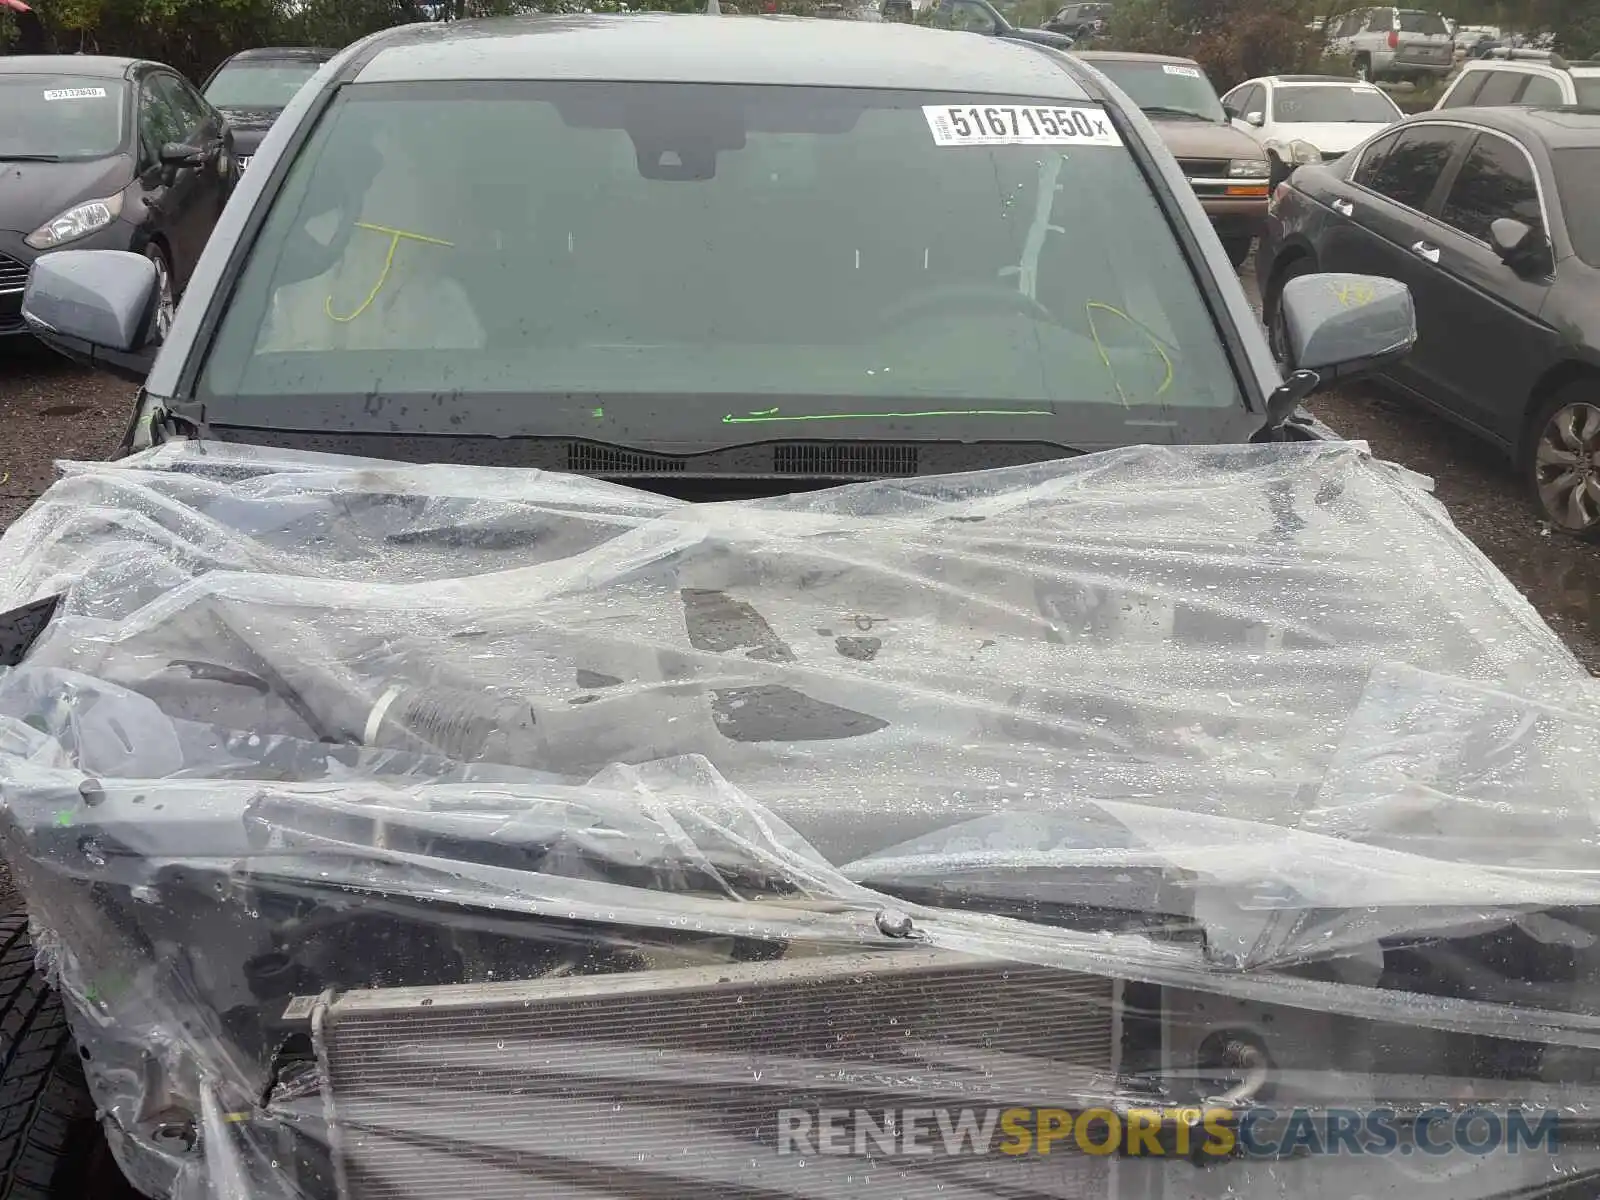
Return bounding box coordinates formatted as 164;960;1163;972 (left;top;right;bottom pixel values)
25;192;123;250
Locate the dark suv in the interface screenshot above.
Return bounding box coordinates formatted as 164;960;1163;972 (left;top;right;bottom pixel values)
1043;0;1111;38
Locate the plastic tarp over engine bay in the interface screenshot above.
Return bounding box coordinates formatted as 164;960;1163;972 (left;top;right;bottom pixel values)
2;439;1600;1200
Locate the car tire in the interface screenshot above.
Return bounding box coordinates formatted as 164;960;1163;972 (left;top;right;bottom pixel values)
142;242;175;343
1262;254;1315;365
0;904;118;1200
1525;383;1600;540
1222;237;1252;270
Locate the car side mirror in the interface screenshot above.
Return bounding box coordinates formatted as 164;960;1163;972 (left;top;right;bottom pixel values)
1259;273;1415;433
1245;110;1266;127
1489;217;1554;277
21;250;161;383
160;141;206;168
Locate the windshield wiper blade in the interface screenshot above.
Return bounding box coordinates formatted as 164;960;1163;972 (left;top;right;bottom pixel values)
1138;106;1213;121
0;153;64;162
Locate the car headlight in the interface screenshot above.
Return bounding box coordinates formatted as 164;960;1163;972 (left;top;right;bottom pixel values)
1227;158;1272;179
1287;139;1323;165
25;192;123;250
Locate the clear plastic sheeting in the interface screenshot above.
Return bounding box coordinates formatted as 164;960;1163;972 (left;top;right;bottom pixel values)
1;439;1600;1200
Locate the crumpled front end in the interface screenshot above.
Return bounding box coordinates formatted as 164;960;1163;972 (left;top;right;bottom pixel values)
2;440;1600;1199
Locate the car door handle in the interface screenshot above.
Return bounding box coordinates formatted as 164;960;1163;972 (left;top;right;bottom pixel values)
1411;240;1441;263
1331;199;1354;216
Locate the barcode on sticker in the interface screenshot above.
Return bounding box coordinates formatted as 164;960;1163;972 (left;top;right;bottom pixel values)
43;87;108;101
923;104;1123;148
1162;64;1202;78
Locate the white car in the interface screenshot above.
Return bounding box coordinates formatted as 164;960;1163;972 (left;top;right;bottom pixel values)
1221;74;1403;185
1435;51;1600;108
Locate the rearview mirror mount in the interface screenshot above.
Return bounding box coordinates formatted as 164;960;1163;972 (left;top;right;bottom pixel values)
21;250;161;384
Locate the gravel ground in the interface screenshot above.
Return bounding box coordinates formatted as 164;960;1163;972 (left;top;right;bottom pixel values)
1;338;130;532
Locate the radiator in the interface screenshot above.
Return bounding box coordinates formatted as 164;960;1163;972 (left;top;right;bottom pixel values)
295;948;1124;1200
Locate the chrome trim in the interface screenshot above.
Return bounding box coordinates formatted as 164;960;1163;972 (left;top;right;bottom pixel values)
0;286;24;297
1344;118;1554;240
1189;177;1270;187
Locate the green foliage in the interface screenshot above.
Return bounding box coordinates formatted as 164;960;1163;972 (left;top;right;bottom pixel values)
1103;0;1325;88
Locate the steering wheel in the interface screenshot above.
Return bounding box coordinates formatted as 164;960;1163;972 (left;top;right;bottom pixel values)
876;283;1056;330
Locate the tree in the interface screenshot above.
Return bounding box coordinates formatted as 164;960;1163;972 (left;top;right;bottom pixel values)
1104;0;1327;89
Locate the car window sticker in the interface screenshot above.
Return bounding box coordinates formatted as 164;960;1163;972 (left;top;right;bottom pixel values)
923;103;1124;147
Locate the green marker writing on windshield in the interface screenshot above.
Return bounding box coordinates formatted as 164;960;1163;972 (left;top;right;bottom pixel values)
722;406;1052;425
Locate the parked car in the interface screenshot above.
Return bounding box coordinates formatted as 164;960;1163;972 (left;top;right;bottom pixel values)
14;19;1600;1200
1435;49;1600;109
1041;0;1110;39
201;46;337;174
1325;6;1455;84
56;13;1600;1200
916;0;1075;48
0;55;234;341
1074;50;1271;266
1259;105;1600;538
1222;74;1403;186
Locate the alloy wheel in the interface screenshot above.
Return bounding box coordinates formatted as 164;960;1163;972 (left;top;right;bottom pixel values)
1534;401;1600;533
146;246;175;341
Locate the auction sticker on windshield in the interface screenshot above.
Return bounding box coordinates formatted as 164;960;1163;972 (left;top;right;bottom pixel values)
923;104;1123;147
43;87;108;101
1162;64;1202;77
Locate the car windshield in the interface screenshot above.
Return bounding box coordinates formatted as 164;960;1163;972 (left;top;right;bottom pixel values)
205;60;323;109
1397;9;1448;34
1576;77;1600;106
1552;148;1600;269
0;75;125;160
1087;61;1227;123
199;81;1244;444
1272;85;1401;123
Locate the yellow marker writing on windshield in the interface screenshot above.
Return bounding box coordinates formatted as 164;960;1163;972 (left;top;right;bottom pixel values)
324;221;455;323
1085;302;1175;406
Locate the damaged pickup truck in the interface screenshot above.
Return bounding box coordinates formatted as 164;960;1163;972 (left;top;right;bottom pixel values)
4;13;1600;1200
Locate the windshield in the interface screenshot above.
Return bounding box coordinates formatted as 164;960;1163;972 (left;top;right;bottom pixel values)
204;61;323;110
1576;76;1600;106
1397;9;1449;35
1553;148;1600;269
200;82;1244;441
1087;61;1227;123
1272;85;1401;124
0;75;125;160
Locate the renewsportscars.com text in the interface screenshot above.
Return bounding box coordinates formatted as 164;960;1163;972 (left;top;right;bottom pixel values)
775;1106;1561;1159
